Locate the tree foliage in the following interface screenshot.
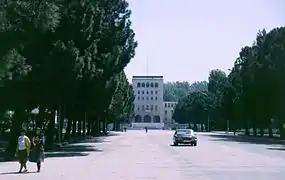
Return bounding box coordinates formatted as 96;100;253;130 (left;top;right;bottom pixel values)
0;0;137;157
173;27;285;137
163;81;208;101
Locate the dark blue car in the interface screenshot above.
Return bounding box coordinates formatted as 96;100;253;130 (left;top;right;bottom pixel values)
173;129;197;146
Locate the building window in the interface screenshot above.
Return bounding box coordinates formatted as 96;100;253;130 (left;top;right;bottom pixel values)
151;97;153;100
137;96;140;100
142;91;144;94
155;90;158;94
165;110;167;114
146;97;149;100
171;110;174;113
150;83;154;87
146;91;149;94
155;97;157;100
164;103;167;108
146;82;149;87
138;90;140;94
142;83;145;87
137;105;140;111
165;118;167;121
171;104;174;107
155;105;158;111
151;105;153;111
146;105;149;110
142;97;144;100
155;83;158;87
142;105;145;110
151;91;153;94
168;103;170;107
137;82;141;87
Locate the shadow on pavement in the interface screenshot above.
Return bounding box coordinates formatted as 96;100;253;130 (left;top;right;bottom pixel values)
45;152;90;158
68;132;119;144
50;144;101;152
45;140;104;159
0;171;38;175
0;132;119;161
207;134;285;145
71;138;110;144
169;144;194;147
267;147;285;151
0;141;7;162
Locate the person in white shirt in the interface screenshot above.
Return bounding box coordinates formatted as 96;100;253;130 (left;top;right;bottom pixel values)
15;129;31;173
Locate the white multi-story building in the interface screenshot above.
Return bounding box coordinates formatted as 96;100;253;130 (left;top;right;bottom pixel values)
132;76;164;129
163;101;178;128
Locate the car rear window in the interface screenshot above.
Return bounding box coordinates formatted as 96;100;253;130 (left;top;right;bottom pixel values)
176;129;193;135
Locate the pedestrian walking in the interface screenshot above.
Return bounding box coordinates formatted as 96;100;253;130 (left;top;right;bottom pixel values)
29;127;45;172
15;129;31;173
145;127;148;133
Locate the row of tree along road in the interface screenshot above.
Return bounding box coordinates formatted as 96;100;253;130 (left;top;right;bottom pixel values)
0;0;137;159
173;28;285;139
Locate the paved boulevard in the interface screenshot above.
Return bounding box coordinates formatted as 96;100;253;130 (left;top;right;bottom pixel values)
1;130;285;180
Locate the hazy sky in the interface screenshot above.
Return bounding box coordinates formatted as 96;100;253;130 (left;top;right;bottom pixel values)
124;0;284;83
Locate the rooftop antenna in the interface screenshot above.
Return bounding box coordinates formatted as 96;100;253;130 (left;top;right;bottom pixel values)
146;56;149;76
145;56;150;113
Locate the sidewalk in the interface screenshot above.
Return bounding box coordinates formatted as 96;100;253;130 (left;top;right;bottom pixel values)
209;131;285;145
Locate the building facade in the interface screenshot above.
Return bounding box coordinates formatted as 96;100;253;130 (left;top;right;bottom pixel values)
163;101;178;128
132;76;164;129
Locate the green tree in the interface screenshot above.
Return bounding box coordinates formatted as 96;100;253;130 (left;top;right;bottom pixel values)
0;0;137;157
163;81;208;101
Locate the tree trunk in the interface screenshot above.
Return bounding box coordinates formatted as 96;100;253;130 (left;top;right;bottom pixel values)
279;121;285;139
82;112;86;136
115;119;120;131
87;116;92;135
5;109;25;159
260;128;264;137
59;105;65;142
92;119;99;136
268;126;273;137
193;124;197;131
253;127;257;136
45;108;56;149
64;116;72;141
77;118;82;136
72;118;77;137
102;119;106;134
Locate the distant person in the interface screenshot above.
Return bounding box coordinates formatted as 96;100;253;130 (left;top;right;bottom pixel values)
30;127;45;172
41;132;45;145
124;127;127;132
233;128;237;136
145;127;148;133
15;129;31;173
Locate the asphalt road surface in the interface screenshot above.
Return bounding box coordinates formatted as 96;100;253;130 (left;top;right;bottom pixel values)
1;130;285;180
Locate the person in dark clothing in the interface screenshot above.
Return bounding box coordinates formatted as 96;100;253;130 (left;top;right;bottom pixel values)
145;127;148;133
30;127;44;172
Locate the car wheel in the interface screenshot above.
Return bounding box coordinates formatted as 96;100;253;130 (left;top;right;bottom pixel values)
173;142;178;146
193;142;197;146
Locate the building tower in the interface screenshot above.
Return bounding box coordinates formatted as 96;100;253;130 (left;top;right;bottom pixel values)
132;76;164;129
